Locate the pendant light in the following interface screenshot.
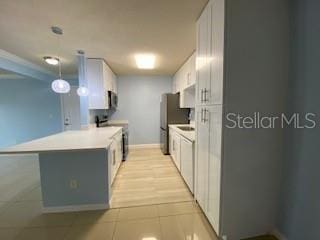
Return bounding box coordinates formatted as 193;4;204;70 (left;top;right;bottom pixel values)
76;50;89;97
51;61;70;94
50;26;70;94
77;86;89;96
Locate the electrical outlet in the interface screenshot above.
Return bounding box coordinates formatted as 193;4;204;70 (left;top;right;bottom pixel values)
69;179;78;189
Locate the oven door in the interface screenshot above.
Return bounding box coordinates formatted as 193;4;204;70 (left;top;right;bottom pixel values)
122;131;129;160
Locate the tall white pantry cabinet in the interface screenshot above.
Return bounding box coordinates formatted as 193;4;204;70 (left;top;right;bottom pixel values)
195;0;289;239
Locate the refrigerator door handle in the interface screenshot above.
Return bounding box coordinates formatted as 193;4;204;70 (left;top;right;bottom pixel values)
204;109;208;123
204;88;208;102
201;108;204;123
200;89;204;103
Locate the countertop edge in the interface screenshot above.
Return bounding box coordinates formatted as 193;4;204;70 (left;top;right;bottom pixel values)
169;124;195;142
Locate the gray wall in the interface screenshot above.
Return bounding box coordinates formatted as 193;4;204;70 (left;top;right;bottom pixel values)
278;0;320;239
110;75;172;145
221;0;289;239
39;150;109;207
0;78;62;148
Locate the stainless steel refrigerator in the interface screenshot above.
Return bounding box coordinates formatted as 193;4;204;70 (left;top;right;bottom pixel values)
160;93;190;154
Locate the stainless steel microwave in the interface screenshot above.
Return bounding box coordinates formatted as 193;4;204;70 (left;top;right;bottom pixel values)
108;91;118;109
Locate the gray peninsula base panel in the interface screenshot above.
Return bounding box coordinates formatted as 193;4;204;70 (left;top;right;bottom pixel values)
39;149;109;212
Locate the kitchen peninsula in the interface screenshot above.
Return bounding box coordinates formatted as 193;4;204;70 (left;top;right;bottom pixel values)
0;127;122;213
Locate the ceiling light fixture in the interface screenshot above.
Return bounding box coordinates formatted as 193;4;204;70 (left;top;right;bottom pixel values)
50;26;70;94
44;56;59;65
135;54;155;69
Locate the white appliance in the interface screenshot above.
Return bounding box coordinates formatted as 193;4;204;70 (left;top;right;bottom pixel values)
180;137;194;193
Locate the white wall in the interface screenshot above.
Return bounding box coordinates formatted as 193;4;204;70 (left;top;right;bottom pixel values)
110;75;172;145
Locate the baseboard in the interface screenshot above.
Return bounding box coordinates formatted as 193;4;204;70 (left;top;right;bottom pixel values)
129;144;160;149
271;229;288;240
42;203;109;213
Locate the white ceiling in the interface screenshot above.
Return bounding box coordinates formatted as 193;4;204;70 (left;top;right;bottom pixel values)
0;0;207;76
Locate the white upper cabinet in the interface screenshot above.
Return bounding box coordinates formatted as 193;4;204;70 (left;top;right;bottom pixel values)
87;58;117;109
195;0;224;235
112;72;118;94
196;0;224;106
174;52;196;94
172;76;177;94
209;0;224;105
173;52;196;108
188;53;196;87
196;4;211;106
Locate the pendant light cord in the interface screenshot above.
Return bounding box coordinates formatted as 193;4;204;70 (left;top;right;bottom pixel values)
58;59;62;79
52;26;63;79
58;33;62;79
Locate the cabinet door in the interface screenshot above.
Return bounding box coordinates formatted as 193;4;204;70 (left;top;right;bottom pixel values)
175;134;181;171
112;73;118;94
207;105;222;233
87;59;108;109
172;133;181;171
181;137;194;193
181;63;188;90
172;77;177;94
195;107;209;210
189;52;196;86
196;5;211;106
209;0;225;105
109;141;117;184
103;63;111;92
176;68;182;93
169;130;173;154
116;132;122;169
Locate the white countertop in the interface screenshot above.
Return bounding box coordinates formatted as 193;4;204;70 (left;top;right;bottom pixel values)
169;124;195;142
107;120;129;125
0;127;122;154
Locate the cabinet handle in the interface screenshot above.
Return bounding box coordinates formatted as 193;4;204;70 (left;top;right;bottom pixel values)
201;89;204;103
204;88;209;102
203;109;209;123
201;109;204;123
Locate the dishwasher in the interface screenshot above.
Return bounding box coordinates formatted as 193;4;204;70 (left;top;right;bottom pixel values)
180;137;194;194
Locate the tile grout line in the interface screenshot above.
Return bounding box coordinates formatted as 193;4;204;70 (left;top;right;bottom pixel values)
111;209;121;240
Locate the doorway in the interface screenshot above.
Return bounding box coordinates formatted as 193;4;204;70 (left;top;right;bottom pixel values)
60;86;81;131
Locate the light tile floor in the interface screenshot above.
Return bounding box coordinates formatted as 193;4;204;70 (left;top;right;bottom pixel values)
0;148;218;240
110;148;194;208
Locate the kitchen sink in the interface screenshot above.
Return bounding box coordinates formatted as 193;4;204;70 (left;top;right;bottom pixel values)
177;126;195;131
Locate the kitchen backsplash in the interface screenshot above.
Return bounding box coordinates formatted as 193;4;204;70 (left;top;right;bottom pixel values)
89;109;116;124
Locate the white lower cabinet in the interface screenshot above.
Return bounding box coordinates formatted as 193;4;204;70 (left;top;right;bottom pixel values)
109;141;116;185
109;131;123;185
169;130;173;155
171;132;181;171
195;107;210;211
195;105;222;234
169;127;195;194
180;137;194;193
